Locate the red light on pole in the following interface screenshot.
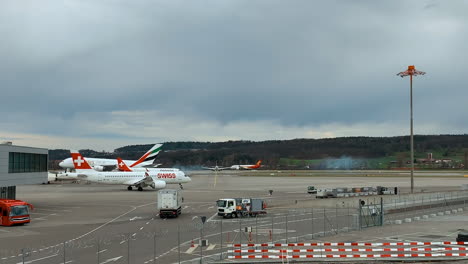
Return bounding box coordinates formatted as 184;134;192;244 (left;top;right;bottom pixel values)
397;65;426;194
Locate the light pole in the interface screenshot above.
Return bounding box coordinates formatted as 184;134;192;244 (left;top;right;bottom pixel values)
397;65;426;193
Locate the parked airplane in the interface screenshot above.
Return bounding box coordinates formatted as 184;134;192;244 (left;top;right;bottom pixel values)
116;157;179;172
230;160;262;170
68;150;190;191
59;144;163;171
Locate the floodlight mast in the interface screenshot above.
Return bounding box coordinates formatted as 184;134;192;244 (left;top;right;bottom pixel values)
397;65;426;194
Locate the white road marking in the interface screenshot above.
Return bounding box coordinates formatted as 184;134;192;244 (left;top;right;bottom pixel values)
207;244;216;250
129;216;142;221
185;245;198;254
100;256;123;263
206;213;219;222
15;254;58;264
140;227;144;231
97;249;107;254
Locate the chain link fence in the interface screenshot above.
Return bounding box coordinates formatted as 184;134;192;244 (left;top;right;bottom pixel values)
3;190;468;264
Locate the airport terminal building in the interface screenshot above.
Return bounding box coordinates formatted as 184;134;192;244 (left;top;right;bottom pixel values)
0;142;48;199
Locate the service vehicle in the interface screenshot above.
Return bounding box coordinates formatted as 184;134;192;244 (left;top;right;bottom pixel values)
0;199;33;226
307;186;317;194
216;198;266;218
158;189;182;218
316;188;337;198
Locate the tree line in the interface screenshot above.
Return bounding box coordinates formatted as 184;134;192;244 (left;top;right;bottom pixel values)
48;134;468;169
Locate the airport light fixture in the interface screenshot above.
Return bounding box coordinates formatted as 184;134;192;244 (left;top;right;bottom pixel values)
397;65;426;193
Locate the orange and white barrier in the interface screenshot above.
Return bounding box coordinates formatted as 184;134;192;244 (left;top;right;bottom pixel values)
228;253;468;259
229;247;468;253
230;241;468;247
228;241;468;260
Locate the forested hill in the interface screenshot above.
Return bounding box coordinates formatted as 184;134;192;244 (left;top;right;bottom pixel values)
49;135;468;169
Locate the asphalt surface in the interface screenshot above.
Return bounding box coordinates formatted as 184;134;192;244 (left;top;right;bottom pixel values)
1;170;468;264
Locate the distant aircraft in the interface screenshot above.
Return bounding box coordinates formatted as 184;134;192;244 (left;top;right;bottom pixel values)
230;160;262;170
68;150;190;191
59;144;163;171
202;161;231;171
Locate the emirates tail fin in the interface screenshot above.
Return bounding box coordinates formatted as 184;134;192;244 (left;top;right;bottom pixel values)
129;144;163;168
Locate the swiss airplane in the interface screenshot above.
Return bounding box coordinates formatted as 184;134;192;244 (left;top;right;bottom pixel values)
116;157;188;189
67;150;191;191
59;144;163;171
230;160;262;170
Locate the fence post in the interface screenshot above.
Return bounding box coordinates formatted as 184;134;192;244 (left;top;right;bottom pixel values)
323;208;326;235
178;224;181;264
239;218;242;257
380;197;384;226
335;204;338;233
347;205;350;231
311;208;314;239
220;218;223;260
63;241;66;264
255;215;258;244
127;234;130;264
153;232;156;264
97;239;100;264
271;215;274;242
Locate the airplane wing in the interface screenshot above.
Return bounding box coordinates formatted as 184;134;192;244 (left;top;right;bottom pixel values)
124;172;153;186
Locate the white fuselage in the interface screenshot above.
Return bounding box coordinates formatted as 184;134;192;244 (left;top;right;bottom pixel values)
64;170;190;186
59;157;148;169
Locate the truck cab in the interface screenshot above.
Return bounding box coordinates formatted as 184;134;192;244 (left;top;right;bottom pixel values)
217;198;241;218
0;199;33;226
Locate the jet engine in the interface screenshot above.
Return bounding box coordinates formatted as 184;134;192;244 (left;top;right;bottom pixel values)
93;165;105;171
151;180;166;190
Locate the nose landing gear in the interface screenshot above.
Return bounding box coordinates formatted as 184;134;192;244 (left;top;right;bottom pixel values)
127;186;133;191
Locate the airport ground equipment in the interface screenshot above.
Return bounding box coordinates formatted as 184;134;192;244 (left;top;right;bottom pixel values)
217;198;267;218
316;186;398;198
0;199;33;226
158;189;182;218
307;186;317;194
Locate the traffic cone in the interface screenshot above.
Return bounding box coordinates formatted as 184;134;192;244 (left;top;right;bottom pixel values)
191;240;195;247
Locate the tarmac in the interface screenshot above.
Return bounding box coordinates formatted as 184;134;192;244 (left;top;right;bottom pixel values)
0;170;467;263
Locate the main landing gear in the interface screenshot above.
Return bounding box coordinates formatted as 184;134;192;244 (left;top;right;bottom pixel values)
179;183;184;190
138;186;143;191
127;186;133;191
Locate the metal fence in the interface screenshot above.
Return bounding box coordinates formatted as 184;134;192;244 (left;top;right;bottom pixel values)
3;191;468;264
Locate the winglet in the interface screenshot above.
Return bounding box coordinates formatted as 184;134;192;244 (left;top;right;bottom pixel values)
117;157;133;172
129;144;163;168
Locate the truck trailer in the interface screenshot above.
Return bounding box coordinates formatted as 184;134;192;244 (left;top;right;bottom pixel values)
158;189;182;218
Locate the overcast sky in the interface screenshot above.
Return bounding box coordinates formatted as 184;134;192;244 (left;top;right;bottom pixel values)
1;0;467;151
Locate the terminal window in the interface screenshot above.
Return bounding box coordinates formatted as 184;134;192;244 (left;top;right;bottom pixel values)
8;152;48;173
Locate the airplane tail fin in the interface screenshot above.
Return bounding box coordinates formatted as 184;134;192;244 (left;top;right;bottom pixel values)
129;144;163;168
117;157;133;172
70;150;94;173
257;160;262;166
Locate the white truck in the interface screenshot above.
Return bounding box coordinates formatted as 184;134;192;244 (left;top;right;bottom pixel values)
158;189;182;218
216;198;267;218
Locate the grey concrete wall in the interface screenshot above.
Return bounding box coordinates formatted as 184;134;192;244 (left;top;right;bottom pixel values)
0;144;48;187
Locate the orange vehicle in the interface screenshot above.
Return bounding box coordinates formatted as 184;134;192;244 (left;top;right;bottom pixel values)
0;199;33;226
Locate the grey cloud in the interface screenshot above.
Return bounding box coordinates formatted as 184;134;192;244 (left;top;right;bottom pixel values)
1;0;468;145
